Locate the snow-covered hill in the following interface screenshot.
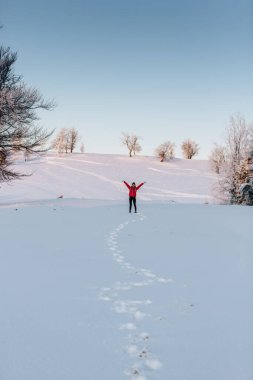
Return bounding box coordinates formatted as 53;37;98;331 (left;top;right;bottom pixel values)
0;153;216;205
0;153;252;380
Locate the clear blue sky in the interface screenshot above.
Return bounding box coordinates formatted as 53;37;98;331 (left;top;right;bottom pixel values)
1;0;252;158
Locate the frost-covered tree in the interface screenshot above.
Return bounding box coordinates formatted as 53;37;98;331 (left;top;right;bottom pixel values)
52;127;79;154
0;46;54;182
181;139;199;159
209;144;226;174
233;150;253;205
215;114;253;204
155;141;175;162
69;127;79;153
52;128;68;153
121;133;142;157
225;113;251;165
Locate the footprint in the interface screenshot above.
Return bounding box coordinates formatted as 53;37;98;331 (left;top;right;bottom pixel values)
101;214;167;379
157;277;174;284
131;281;151;287
124;263;135;270
99;295;111;301
99;291;118;301
143;272;156;279
120;323;137;331
145;358;162;370
126;345;139;356
124;366;147;380
115;283;132;291
139;332;150;341
138;349;148;359
133;311;146;321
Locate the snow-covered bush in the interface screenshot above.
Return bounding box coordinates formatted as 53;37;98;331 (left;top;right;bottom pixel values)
155;141;175;162
181;139;199;159
121;133;142;157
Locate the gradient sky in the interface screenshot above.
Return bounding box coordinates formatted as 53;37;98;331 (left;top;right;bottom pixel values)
1;0;252;158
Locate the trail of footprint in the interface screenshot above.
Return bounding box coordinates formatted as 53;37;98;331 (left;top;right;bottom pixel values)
99;212;172;379
107;221;173;285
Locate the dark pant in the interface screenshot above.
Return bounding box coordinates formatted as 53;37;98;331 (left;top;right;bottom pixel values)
129;196;137;212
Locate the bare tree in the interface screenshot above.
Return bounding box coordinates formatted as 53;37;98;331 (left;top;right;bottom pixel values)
225;113;251;164
0;46;55;182
69;127;79;153
80;142;85;153
181;139;199;159
155;141;175;162
52;127;80;154
11;131;23;152
121;133;131;157
52;128;67;153
209;144;226;174
121;133;142;157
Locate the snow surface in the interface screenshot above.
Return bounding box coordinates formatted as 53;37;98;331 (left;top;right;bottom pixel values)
0;153;215;205
0;154;252;380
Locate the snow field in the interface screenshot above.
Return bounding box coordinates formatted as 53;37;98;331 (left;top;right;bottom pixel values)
0;153;252;379
0;153;216;205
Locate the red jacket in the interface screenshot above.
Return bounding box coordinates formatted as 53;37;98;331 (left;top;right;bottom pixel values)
123;181;144;197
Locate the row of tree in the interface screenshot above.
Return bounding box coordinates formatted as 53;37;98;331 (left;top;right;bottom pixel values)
121;133;199;160
51;130;199;160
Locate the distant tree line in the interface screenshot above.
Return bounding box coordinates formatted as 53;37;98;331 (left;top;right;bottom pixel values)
121;133;199;161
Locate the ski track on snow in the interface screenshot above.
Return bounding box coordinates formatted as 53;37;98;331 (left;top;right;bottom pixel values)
99;212;174;379
46;160;120;187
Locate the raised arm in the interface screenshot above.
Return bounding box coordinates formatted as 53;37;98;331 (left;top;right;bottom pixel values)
136;182;145;190
123;180;130;189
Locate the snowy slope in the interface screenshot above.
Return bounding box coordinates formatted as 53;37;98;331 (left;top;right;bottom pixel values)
0;203;252;380
0;153;252;380
0;153;215;204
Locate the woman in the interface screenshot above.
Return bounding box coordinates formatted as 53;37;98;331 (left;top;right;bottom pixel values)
123;180;146;213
